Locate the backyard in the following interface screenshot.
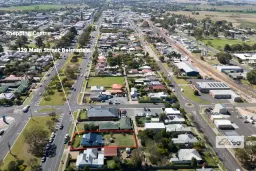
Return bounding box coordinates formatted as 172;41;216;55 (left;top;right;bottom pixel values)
1;116;55;171
104;133;136;147
88;77;125;87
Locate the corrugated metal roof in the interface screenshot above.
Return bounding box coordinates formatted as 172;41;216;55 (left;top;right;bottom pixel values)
175;62;198;73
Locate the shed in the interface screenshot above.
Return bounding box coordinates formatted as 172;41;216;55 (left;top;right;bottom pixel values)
214;120;234;129
213;104;227;114
104;147;117;157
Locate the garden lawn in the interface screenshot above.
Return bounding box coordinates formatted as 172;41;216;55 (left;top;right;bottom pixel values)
72;135;82;148
79;110;87;119
104;133;135;147
88;77;124;87
39;90;65;106
180;85;209;104
1;116;55;171
202;38;253;50
202;151;217;166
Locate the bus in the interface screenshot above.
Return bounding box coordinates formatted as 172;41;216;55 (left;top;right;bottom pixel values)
23;105;30;113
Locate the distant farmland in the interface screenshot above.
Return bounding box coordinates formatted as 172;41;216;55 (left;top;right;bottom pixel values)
0;4;82;11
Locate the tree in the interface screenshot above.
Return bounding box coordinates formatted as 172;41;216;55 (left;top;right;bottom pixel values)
46;120;55;132
193;90;199;96
0;44;3;52
247;69;256;85
224;44;232;52
130;148;143;168
69;26;77;35
48;111;57;120
172;102;180;109
24;126;49;156
215;52;232;64
35;36;45;48
83;166;89;171
159;56;164;62
191;157;197;167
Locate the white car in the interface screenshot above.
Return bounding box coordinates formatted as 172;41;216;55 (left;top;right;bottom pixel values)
136;113;145;117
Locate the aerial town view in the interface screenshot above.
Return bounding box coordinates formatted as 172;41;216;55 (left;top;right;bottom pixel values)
0;0;256;171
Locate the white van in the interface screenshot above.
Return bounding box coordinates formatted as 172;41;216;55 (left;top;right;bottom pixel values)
23;105;30;113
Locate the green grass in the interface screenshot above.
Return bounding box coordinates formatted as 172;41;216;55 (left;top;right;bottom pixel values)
107;160;115;167
76;123;84;131
77;93;83;104
23;92;34;105
202;151;217;166
38;108;56;113
173;77;188;84
88;77;125;87
72;135;82;148
79;110;87;119
180;85;209;104
0;4;78;11
81;80;87;91
202;38;253;50
1;116;55;171
39;90;65;106
104;133;135;146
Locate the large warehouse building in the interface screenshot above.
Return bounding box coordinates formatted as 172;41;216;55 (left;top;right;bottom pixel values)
233;53;256;64
175;62;199;77
216;65;243;73
214;120;234;130
209;90;241;102
195;82;230;93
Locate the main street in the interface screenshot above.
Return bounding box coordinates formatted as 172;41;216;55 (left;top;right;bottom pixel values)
128;15;243;171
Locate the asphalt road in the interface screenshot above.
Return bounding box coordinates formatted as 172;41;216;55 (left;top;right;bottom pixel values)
128;16;243;171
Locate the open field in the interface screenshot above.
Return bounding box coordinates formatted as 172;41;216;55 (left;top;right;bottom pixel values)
0;4;82;11
168;11;256;28
40;90;65;106
180;85;209;104
173;77;188;84
104;133;135;146
1;116;55;171
88;77;125;87
202;38;253;50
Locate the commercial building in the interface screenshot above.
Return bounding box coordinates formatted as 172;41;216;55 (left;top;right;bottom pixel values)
213;104;228;114
175;62;199;77
214;120;234;129
233;53;256;64
165;108;181;115
216;65;243;73
195;82;230;93
209;90;241;102
210;115;230;121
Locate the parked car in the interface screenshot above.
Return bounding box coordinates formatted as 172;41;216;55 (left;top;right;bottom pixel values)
60;125;64;130
121;110;127;114
41;157;46;163
0;130;4;136
51;132;55;138
243;120;249;123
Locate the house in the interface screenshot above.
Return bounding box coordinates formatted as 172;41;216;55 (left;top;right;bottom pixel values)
81;133;103;147
0;93;15;100
87;106;119;120
165;115;185;124
144;122;165;130
90;86;104;92
111;84;123;94
165;124;191;133
76;148;104;168
148;92;169;100
104;147;118;157
146;85;166;91
120;117;133;130
170;149;202;164
165;108;181;115
90;92;112;102
213;104;227;114
131;87;138;99
172;134;198;145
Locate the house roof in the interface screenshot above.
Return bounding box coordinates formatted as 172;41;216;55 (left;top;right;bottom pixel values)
120;117;132;129
150;85;165;90
104;147;117;157
165;124;191;132
76;148;104;167
112;84;123;89
0;85;9;93
172;134;198;144
165;108;181;115
178;149;202;161
87;106;118;118
81;133;103;146
99;122;119;130
145;122;165;129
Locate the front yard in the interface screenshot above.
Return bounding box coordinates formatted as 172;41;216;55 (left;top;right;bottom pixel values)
88;77;125;87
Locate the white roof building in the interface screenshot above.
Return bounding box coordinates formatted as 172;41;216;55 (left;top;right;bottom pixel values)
234;53;256;64
165;124;191;132
148;92;169;99
216;65;243;72
209;90;241;102
76;148;104;168
172;134;198;144
165;108;181;115
144;122;165;130
165;115;185;124
210;115;230;121
213;104;227;114
214;120;233;129
90;86;104;92
170;149;202;163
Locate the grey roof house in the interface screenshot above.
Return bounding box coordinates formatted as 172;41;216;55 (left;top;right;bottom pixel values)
170;149;202;164
172;134;198;145
76;148;104;168
87;106;119;120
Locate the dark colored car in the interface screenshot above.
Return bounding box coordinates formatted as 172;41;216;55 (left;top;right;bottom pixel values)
0;130;4;135
60;125;64;130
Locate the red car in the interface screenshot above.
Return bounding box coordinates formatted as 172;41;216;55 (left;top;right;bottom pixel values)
121;110;127;114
